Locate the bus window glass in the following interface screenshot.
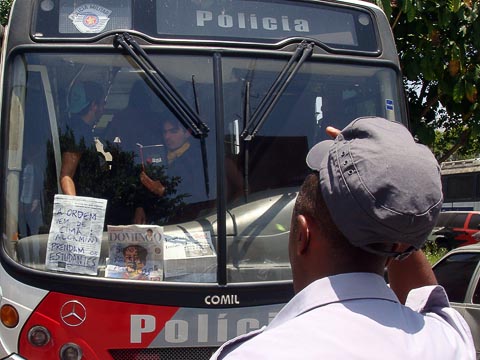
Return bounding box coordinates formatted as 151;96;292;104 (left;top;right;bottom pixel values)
7;52;218;282
433;253;480;303
476;173;480;199
18;70;52;243
221;56;400;282
444;175;475;201
4;50;401;284
440;160;480;211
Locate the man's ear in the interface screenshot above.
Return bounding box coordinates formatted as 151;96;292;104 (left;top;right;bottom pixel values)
294;214;311;256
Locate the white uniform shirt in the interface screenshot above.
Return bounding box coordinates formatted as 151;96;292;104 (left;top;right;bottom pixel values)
211;273;475;360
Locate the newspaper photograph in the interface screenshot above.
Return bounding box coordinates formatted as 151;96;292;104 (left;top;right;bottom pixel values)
106;225;164;281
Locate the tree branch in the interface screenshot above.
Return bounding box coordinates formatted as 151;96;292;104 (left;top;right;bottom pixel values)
438;128;471;163
420;94;440;119
392;9;403;29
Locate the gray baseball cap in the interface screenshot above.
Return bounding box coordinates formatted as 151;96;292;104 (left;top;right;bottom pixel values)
306;117;443;257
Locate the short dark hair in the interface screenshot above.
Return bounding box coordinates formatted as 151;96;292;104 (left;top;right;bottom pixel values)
294;172;391;257
163;117;181;128
293;172;348;247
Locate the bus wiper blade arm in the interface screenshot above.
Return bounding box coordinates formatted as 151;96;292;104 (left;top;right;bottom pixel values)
241;40;313;141
114;33;209;137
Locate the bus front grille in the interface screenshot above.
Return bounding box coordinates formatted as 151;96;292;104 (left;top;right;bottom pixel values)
109;347;219;360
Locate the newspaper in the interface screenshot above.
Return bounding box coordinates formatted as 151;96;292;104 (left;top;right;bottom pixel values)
105;225;164;281
163;230;217;282
46;195;107;275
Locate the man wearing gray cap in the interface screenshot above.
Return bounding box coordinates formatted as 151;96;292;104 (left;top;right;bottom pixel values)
60;81;105;196
211;117;475;359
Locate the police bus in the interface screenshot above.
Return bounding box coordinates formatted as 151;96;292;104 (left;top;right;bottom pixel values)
441;158;480;211
0;0;406;358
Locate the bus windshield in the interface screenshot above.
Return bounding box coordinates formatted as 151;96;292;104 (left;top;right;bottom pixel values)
5;47;401;283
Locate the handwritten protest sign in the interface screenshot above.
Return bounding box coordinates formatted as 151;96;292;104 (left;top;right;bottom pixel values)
46;195;107;275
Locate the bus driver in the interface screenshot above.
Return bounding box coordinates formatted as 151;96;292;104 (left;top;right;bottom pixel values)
134;118;206;224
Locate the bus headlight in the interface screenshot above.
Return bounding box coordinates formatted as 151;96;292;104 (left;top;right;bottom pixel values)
1;304;19;328
27;326;51;347
60;343;83;360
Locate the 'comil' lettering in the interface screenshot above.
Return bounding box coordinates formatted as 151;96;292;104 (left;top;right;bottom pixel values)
205;295;240;305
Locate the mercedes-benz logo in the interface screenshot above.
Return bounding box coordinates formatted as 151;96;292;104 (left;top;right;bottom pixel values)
60;300;87;327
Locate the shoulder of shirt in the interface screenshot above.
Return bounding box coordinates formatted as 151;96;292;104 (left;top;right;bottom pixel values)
405;285;450;312
406;285;475;348
210;326;266;360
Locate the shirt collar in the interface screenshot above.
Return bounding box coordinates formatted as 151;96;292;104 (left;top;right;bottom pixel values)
167;142;190;164
267;273;399;330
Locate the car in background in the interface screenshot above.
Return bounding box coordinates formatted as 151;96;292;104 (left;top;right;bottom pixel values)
428;211;480;250
433;244;480;359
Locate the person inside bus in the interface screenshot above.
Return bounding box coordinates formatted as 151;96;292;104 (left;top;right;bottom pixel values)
134;118;207;224
60;81;105;196
211;117;475;359
104;79;161;155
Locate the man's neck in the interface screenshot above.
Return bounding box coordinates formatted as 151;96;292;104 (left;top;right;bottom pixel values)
167;142;190;164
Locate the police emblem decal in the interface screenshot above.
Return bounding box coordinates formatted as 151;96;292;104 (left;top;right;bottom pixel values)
69;4;112;33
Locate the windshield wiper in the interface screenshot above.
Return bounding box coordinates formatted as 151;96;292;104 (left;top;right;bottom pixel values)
241;40;313;141
114;32;209;137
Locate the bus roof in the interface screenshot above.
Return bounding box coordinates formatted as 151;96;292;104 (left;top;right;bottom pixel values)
441;158;480;175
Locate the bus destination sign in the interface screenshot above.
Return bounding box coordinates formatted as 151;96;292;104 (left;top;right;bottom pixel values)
40;0;376;51
156;0;374;48
195;10;310;33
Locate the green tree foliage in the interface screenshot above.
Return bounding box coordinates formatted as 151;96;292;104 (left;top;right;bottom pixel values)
0;0;12;26
374;0;479;161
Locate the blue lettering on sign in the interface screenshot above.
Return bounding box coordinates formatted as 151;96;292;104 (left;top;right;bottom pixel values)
386;99;394;111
